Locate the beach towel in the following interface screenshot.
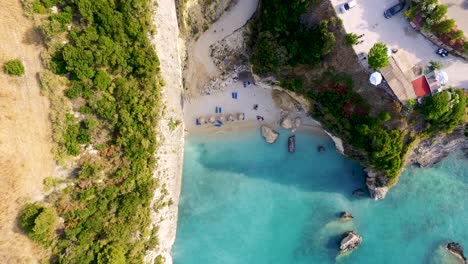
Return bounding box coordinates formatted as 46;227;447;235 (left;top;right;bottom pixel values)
234;92;238;99
231;92;235;99
196;119;201;126
219;107;222;113
215;106;219;113
215;124;222;127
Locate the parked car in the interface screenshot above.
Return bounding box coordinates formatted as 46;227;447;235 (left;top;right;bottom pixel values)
384;2;405;18
339;0;357;13
436;48;449;57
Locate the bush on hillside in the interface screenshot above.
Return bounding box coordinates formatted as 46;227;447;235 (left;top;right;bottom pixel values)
20;204;57;246
345;33;358;46
3;59;25;76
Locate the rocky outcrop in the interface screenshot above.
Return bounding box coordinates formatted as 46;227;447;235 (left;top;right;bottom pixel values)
406;127;468;168
365;168;389;200
339;212;353;221
447;242;466;263
261;125;279;144
339;231;362;254
280;115;293;129
294;117;301;129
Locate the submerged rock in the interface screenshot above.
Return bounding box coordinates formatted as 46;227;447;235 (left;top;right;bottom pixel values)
288;135;295;153
352;188;365;197
261;125;279;144
281;115;293;129
446;242;466;263
339;231;362;254
339;212;353;221
318;145;325;152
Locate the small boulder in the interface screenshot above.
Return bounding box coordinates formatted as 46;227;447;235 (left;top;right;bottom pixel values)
294;117;302;129
261;125;279;144
446;242;466;262
318;145;326;152
339;212;354;221
339;231;362;254
281;115;293;129
352;188;365;197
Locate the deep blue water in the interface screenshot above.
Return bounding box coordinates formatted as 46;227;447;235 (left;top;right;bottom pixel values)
173;129;468;264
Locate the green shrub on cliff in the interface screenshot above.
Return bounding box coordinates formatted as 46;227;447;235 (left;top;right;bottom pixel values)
420;89;466;133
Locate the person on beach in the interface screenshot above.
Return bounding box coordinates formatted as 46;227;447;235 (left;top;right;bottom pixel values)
253;104;258;110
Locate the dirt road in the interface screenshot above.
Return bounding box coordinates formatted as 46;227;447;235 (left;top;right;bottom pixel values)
0;1;54;262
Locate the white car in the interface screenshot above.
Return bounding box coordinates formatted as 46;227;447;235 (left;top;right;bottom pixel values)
339;0;357;13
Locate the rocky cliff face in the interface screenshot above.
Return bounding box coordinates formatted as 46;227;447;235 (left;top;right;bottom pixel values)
365;126;467;200
406;127;467;168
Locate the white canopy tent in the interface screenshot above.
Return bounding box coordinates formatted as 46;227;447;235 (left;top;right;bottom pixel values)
437;71;449;85
369;72;383;86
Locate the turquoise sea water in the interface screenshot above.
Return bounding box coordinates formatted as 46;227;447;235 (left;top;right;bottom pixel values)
173;129;468;264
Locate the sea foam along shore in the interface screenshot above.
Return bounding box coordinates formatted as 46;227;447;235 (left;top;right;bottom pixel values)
146;0;185;263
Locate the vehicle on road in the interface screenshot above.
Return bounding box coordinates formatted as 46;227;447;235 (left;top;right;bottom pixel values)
384;2;405;18
436;48;449;57
339;0;357;13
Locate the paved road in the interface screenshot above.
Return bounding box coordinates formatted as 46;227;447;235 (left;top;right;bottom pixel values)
331;0;468;89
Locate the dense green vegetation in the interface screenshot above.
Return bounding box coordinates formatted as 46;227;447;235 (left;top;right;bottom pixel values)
3;59;25;76
304;73;404;179
368;42;389;70
420;89;466;133
20;204;57;246
22;0;165;262
250;0;335;75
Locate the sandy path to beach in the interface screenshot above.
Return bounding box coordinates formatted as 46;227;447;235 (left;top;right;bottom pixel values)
184;0;259;95
0;0;54;262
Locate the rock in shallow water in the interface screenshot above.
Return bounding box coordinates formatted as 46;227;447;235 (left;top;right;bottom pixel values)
446;242;466;263
352;188;365;197
339;231;362;254
261;125;279;144
339;212;354;221
281;115;293;129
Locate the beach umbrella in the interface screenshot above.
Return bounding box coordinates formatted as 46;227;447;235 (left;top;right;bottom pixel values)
199;117;206;124
369;72;383;86
237;112;244;120
208;116;215;123
218;115;225;121
228;114;234;121
437;71;448;85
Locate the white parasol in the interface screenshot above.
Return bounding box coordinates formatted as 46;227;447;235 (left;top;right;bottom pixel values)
369;72;383;86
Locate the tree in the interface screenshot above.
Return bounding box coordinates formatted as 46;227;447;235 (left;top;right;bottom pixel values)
3;59;25;76
97;244;126;264
433;19;455;34
425;4;447;25
420;89;466;132
378;111;391;122
251;31;287;76
368;43;389;70
345;33;358;46
20;204;57;246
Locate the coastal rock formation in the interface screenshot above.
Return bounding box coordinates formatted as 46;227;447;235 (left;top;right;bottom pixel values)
446;242;466;263
406;127;468;168
365;168;389;200
281;115;293;129
261;125;279;144
339;231;362;254
294;117;302;129
339;212;354;221
318;146;326;152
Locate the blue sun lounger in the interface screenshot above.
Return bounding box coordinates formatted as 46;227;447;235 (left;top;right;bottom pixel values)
196;118;201;126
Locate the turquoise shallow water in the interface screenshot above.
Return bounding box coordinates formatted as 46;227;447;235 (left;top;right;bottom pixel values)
173;129;468;264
